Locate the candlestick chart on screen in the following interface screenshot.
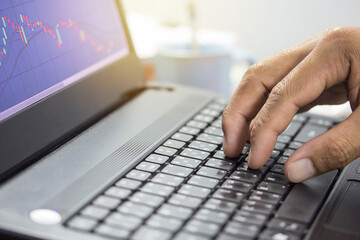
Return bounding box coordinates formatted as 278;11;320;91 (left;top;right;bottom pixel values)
0;0;128;118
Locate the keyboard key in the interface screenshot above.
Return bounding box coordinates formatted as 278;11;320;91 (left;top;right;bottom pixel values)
93;195;120;209
288;141;303;150
194;114;214;123
178;184;211;198
126;170;151;181
242;144;250;155
67;216;97;231
265;172;290;185
155;146;177;157
189;140;217;152
271;164;284;174
130;192;165;207
162;164;193;177
180;148;210;160
188;175;219;188
172;156;201;169
185;219;220;237
104;212;142;230
118;201;153;219
136;161;161;173
309;117;333;127
95;224;130;239
217;233;249;240
158;204;193;220
241;200;274;215
274;142;286;150
141;182;174;197
224;221;260;238
168;193;202;209
213;150;236;160
213;189;244;202
294;124;328;143
179;126;201;135
132;226;171;240
249;190;282;204
237;161;267;175
163;139;185;149
221;179;253;193
268;218;306;234
208;102;225;111
151;173;184;187
233;210;267;226
282;122;302;137
277;135;291;143
187;120;208;129
257;182;288;195
259;229;301;240
194;208;230;224
105;187;131;199
277;156;288;165
116;178;142;190
271;150;280;159
201;108;221;117
172;132;193;142
230;171;261;183
197;133;223;145
293;114;307;123
174;232;209;240
203;198;237;213
283;149;295;157
206;158;235;171
197;166;227;179
204;126;224;137
81;205;109;220
211;119;222;128
147;214;183;232
146;154;169;164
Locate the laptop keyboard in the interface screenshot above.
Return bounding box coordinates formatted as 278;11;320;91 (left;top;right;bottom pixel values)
65;98;336;240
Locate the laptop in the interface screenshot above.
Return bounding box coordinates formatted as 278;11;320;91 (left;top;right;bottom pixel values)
0;0;359;239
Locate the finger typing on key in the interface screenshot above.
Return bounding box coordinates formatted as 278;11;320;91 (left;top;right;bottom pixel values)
222;27;360;183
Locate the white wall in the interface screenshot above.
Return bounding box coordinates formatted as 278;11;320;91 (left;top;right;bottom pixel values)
123;0;360;60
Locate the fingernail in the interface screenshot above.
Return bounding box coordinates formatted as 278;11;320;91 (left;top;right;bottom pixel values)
223;137;227;152
287;158;317;183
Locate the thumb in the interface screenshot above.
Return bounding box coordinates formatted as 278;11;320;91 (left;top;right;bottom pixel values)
284;109;360;183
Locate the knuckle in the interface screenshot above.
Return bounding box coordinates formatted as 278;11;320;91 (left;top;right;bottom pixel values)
321;27;360;48
243;60;269;81
269;81;286;100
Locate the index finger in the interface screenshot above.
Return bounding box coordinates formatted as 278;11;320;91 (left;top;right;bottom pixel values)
222;35;319;158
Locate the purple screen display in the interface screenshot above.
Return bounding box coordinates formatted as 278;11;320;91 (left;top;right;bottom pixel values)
0;0;129;121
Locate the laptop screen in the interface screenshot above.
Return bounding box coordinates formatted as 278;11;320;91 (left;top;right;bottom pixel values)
0;0;129;122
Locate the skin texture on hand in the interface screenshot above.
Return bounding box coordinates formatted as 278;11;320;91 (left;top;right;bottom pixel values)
222;27;360;183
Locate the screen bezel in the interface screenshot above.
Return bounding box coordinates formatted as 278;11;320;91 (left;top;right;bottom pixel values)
0;0;145;181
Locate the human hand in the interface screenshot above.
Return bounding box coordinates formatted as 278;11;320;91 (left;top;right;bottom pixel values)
222;27;360;183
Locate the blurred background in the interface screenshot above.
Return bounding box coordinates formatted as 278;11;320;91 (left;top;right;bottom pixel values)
122;0;360;116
